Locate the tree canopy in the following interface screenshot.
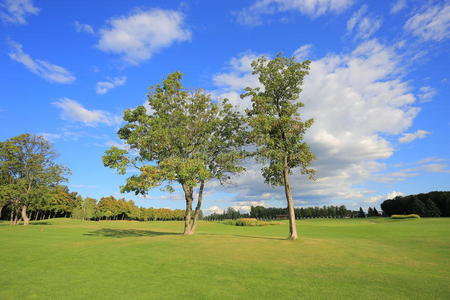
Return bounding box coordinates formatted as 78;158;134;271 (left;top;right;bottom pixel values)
242;53;315;240
103;71;246;234
0;134;69;225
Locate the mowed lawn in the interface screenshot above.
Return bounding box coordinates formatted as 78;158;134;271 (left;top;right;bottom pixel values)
1;218;449;299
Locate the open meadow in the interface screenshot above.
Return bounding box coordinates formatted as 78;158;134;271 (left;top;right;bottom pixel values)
1;218;449;299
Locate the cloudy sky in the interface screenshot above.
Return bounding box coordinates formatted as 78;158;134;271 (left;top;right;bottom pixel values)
1;0;449;214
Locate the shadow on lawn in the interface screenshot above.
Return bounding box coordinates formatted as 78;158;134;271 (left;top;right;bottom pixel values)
84;228;180;238
31;222;51;225
0;221;51;226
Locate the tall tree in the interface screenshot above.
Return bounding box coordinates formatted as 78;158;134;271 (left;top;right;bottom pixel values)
242;54;315;240
358;207;366;218
103;72;245;234
0;134;69;225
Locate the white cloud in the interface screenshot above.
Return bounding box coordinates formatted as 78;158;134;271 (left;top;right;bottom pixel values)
398;129;430;143
404;3;450;41
212;39;421;206
0;0;39;24
74;21;94;34
40;133;61;142
106;140;130;150
293;44;312;61
347;5;382;39
418;86;437;103
53;98;120;127
8;41;76;84
97;8;191;65
236;0;354;25
96;76;127;94
364;190;403;204
363;195;383;204
203;206;224;216
390;0;406;14
386;191;403;199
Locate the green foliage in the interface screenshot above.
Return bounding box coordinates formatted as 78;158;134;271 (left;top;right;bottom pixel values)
0;134;70;224
242;53;315;186
381;191;450;217
391;214;421;219
103;71;246;234
72;197;97;220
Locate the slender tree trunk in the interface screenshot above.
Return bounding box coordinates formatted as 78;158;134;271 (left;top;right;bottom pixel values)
13;211;19;225
21;205;30;225
182;184;194;235
35;211;40;221
0;206;3;220
283;157;298;240
10;209;14;225
190;180;205;234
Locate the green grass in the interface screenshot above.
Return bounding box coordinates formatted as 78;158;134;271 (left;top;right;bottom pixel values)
1;218;449;299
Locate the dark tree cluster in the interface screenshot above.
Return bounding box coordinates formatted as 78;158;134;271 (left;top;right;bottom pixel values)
380;191;450;217
203;205;374;220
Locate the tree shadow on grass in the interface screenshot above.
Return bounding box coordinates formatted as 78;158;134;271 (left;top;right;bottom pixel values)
84;228;181;238
232;234;286;241
0;221;51;226
196;232;286;241
31;222;51;225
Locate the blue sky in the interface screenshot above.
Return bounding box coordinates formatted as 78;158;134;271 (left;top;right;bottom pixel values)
1;0;449;214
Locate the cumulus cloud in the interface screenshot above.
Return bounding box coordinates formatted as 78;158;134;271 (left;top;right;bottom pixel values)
203;206;224;216
418;86;437;103
74;21;94;34
0;0;39;24
96;8;191;65
96;76;127;94
386;191;403;199
404;3;450;41
374;157;450;183
347;5;382;39
212;39;421;206
236;0;354;25
293;44;312;61
53;98;120;126
390;0;406;14
8;41;76;84
40;133;61;142
398;129;430;143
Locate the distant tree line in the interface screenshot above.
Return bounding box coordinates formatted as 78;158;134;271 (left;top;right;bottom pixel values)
203;205;380;220
381;191;450;217
72;195;188;221
0;190;192;223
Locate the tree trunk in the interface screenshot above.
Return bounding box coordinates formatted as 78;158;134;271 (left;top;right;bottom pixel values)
10;209;14;225
13;211;19;225
182;184;194;235
21;205;30;226
283;157;298;240
190;180;205;234
35;211;40;221
0;206;3;220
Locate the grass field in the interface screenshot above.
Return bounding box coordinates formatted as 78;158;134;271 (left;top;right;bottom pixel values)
1;218;449;299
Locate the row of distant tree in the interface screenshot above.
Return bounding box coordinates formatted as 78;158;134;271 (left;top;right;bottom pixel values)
72;196;187;221
0;189;190;223
381;191;450;217
203;205;381;220
0;134;190;224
